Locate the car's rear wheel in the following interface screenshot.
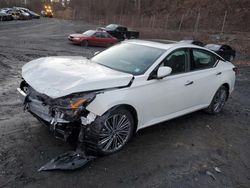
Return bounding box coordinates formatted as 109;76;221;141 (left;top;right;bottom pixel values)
84;108;134;155
205;85;228;114
81;40;88;47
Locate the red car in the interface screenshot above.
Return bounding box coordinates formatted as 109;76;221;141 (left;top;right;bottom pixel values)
68;30;118;47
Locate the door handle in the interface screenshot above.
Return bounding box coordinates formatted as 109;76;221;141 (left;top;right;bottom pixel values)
185;81;194;86
216;72;222;75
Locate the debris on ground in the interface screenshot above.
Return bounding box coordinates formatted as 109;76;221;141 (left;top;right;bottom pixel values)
214;167;222;173
206;170;216;180
206;125;212;130
38;151;95;171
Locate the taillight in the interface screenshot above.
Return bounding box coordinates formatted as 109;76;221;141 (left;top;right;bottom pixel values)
233;67;239;74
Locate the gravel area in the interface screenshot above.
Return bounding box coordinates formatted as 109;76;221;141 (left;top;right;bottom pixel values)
0;18;249;188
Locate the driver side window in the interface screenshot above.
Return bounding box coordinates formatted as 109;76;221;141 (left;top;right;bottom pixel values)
161;49;188;74
94;32;102;38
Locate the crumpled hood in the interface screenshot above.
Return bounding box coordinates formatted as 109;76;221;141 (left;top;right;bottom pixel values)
22;56;133;98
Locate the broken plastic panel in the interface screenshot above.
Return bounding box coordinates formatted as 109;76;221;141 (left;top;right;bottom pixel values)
38;151;95;171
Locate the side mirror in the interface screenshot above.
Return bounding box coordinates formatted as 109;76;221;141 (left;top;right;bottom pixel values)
157;66;172;79
94;51;100;56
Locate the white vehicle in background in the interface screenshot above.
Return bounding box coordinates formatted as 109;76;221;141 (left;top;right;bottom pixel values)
17;40;236;155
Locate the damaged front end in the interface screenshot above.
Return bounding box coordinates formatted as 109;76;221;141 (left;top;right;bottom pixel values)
18;80;100;171
17;80;97;141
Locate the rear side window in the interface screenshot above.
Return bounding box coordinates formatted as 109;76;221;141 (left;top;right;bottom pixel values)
94;32;102;38
102;32;111;38
190;49;217;71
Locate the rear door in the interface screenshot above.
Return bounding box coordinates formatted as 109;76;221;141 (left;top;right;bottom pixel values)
91;32;103;46
101;32;116;46
186;48;222;106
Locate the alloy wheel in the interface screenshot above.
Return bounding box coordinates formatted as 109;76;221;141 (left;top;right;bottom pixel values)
213;88;227;113
98;114;131;153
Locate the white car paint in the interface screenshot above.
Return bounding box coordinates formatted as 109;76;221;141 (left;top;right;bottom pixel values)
21;40;236;131
86;60;235;130
86;41;236;130
22;56;133;98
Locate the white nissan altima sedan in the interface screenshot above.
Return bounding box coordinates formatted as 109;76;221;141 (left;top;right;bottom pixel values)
17;40;236;155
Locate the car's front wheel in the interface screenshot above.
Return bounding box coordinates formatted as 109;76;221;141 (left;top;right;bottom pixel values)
81;40;89;47
205;85;228;114
85;108;135;155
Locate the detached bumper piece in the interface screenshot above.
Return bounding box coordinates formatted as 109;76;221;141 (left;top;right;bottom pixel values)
38;151;95;171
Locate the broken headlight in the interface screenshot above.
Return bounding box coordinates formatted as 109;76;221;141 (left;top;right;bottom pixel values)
53;93;96;120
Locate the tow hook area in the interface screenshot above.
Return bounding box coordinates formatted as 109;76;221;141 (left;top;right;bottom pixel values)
38;112;97;172
49;111;72;141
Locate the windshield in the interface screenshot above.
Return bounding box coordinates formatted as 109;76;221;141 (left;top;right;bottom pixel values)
105;24;118;30
83;30;95;36
91;43;165;75
205;44;221;51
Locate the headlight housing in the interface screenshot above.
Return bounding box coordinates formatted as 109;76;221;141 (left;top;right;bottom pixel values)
52;92;96;120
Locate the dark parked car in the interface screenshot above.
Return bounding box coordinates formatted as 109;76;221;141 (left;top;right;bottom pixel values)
0;11;13;21
179;40;205;47
14;7;40;19
205;44;236;61
4;9;31;20
98;24;139;41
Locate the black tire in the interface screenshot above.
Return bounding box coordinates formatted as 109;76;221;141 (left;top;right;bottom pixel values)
84;107;135;156
106;43;112;47
204;85;228;114
81;40;88;47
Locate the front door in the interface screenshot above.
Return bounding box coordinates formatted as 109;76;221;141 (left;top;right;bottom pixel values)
146;49;195;118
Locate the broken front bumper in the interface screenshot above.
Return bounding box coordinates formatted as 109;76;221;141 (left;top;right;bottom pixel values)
17;88;69;124
17;87;78;140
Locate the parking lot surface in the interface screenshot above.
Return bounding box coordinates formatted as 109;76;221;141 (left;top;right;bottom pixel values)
0;18;250;188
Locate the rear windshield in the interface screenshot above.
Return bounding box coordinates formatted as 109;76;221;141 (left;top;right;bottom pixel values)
105;24;118;30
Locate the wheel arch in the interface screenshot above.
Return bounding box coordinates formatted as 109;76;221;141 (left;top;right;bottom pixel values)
222;83;230;100
81;39;89;46
102;104;138;134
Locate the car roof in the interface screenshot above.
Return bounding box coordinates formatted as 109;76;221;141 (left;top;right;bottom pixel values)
179;40;194;43
126;40;226;61
106;24;124;27
14;7;27;9
125;39;206;50
85;30;109;34
94;30;110;33
205;43;222;47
